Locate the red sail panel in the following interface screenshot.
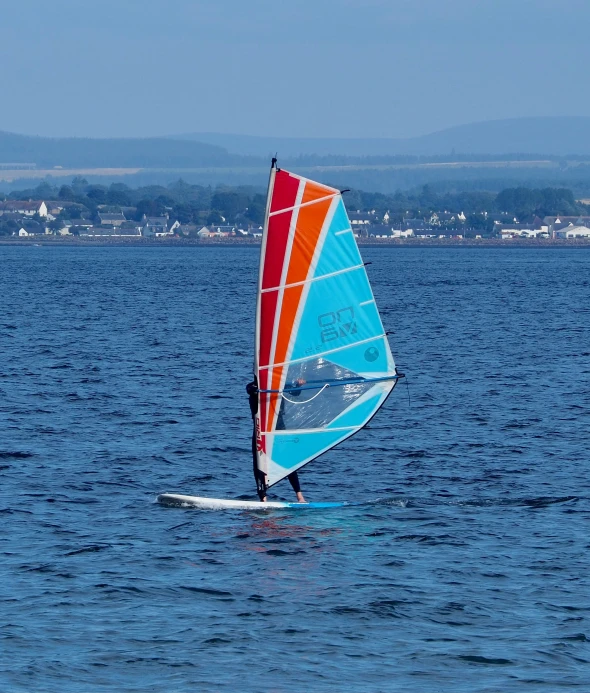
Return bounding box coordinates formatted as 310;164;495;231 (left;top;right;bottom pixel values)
261;211;293;291
259;290;278;369
261;171;300;291
269;169;300;213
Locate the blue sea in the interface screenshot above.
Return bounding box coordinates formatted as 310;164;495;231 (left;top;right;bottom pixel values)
1;245;589;692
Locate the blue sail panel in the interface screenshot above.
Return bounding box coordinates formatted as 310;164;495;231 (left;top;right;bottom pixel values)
266;429;355;485
326;387;389;430
313;199;362;278
270;429;352;469
290;267;385;363
326;336;393;377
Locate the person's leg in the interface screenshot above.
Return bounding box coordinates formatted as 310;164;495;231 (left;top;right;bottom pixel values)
252;431;266;501
287;471;306;503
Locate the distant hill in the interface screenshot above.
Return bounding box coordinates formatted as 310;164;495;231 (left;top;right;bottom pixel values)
405;117;590;156
5;117;590;195
175;117;590;157
3;117;590;171
0;131;256;168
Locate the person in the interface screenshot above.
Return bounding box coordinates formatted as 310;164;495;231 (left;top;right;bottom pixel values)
247;378;306;503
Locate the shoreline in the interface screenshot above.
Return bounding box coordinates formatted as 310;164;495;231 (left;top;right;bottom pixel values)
2;236;590;248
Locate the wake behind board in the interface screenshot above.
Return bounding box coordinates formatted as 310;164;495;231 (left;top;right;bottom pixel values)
157;493;347;510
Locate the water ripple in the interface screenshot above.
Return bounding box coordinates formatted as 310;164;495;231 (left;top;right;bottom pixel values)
1;246;589;692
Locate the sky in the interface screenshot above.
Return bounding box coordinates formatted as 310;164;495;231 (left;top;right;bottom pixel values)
1;0;589;139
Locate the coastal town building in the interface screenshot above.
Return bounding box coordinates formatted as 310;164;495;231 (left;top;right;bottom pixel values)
543;215;590;227
499;223;549;239
0;200;48;217
403;218;430;233
45;201;66;216
368;224;394;238
349;212;374;227
17;221;48;235
197;225;244;238
79;226;142;237
177;224;198;236
555;225;590;238
141;216;181;237
429;211;467;226
542;216;590;238
98;212;126;227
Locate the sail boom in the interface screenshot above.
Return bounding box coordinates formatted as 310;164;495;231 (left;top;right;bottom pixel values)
259;374;401;394
274;425;358;435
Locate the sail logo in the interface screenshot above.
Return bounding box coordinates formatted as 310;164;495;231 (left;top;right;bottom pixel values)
318;306;357;343
255;418;264;452
364;346;379;362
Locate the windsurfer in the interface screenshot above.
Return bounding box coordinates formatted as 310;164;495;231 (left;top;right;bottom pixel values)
247;378;306;503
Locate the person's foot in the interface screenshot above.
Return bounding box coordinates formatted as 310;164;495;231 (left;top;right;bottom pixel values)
296;491;306;503
260;496;267;502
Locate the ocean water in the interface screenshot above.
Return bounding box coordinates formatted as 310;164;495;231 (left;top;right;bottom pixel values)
1;245;589;693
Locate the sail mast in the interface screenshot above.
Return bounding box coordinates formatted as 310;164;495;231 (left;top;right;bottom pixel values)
252;158;279;492
254;157;277;376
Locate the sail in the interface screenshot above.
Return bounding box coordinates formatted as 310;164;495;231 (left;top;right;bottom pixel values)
254;164;399;489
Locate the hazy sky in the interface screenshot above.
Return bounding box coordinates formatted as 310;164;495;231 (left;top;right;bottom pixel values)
1;0;588;139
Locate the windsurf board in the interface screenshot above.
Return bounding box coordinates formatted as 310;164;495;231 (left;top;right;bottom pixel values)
157;493;347;510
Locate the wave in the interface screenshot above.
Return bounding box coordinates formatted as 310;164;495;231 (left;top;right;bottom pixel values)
366;495;579;508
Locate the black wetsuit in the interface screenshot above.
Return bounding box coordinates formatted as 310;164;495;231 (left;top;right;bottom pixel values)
247;379;301;500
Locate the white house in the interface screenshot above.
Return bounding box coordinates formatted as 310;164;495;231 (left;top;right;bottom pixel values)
197;225;236;238
499;224;549;239
556;225;590;239
17;225;47;236
0;201;48;217
349;212;373;226
79;227;141;237
142;217;180;237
